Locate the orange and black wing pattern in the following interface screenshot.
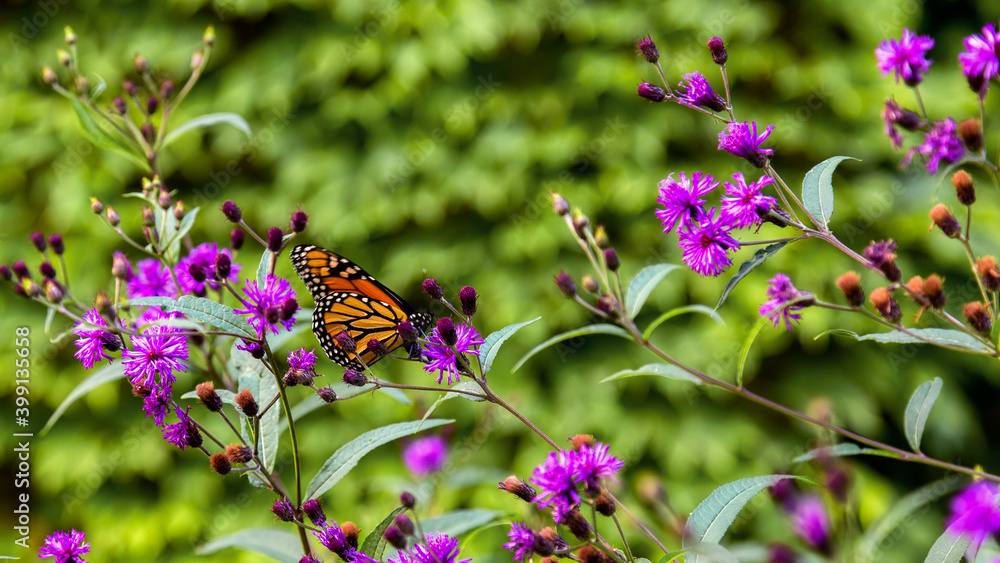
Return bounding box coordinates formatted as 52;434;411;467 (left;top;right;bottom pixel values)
290;244;431;370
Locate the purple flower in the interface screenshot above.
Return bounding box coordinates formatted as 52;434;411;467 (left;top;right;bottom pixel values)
162;406;197;450
677;208;741;277
422;322;484;385
410;533;471;563
791;495;831;551
314;522;347;555
655;172;716;233
718;121;775;168
575;442;624;493
38;529;90;562
288;348;318;378
903;118;964;174
677;72;727;112
127;259;177;299
959;23;1000;86
123;314;188;389
176;242;240;296
142;383;173;427
759;273;808;330
503;523;535;562
875;28;934;85
72;308;121;369
945;481;1000;546
863;239;897;266
234;275;298;337
530;450;581;524
881;100;922;149
720;172;777;229
403;435;448;476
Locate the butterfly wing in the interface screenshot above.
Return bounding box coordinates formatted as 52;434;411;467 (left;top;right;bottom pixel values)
291;244;431;369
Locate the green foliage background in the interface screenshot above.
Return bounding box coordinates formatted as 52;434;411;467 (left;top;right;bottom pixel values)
2;0;1000;561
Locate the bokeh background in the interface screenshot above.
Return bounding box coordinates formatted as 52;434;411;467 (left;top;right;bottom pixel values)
2;0;1000;561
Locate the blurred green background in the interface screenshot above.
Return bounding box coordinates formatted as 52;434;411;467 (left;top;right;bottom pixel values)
2;0;1000;561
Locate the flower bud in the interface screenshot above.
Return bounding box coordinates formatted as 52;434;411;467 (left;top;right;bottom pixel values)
106;206;120;227
174;200;186;221
836;272;864;307
577;546;603;563
112;251;132;280
317;387;337;403
235;389;258;417
334;332;357;353
563;508;592;540
953;170;976;205
968;73;988;98
140;123;155;142
870;287;901;323
230;228;245;250
22;279;42;299
196;382;223;412
74;76;89;95
365;337;389;358
302;499;326;525
570;434;594;450
593;225;610;249
134;53;148;73
603;248;620;271
964;302;992;335
290;210;308;233
123;79;138;97
30;231;47;253
400;491;416;508
553;271;576;297
210;452;232;475
436;317;457;346
57;48;71;66
42;66;57;85
203;26;216;46
12;261;29;279
160;80;174;100
637;82;667;102
146;97;159;115
45;280;64;303
63;26;76;46
112;96;127;115
958;118;983;153
214;253;232;280
498;475;537;503
383;526;407;550
396;320;417;342
572;212;589;238
636;35;659;63
343;369;367;386
707;36;728;64
90;196;104;214
95;290;114;320
582;275;600;294
226;444;253;463
552;192;569;216
0;264;11;281
266;227;283;252
143;226;158;245
459;285;477;316
341;522;360;549
977;257;1000;291
39;262;56;279
595;490;616;516
422;278;444;299
222;200;242;223
48;234;64;255
271;500;295;522
157;190;172;210
281;297;297;321
929;204;961;238
191;50;204;69
394;514;415;535
922;275;946;308
767;543;797;563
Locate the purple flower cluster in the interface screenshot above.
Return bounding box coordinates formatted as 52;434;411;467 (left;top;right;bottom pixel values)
123;310;188;390
902;118;965;175
387;533;471;563
127;258;177;299
176;242;240;296
422;321;484;385
875;28;934;86
657;171;776;276
403;435;448;476
759;273;809;330
38;529;90;562
959;23;1000;96
503;523;536;561
529;442;623;523
235;275;298;337
72;308;121;369
945;480;1000;547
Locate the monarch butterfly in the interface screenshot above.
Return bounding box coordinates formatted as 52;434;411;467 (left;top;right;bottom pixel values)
289;244;432;370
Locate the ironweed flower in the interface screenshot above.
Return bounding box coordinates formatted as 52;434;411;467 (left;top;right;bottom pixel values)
881;100;921;149
677;71;727;112
863;239;902;282
836;272;865;307
720;172;777;229
530;450;582;524
655;171;716;233
636;35;659;63
314;522;348;555
176;242;241;295
38;529;90;562
791;495;832;553
163;406;200;450
945;480;1000;547
903;118;964;175
422;321;484;385
708;36;727;64
403;435;448;476
875;28;934;86
127;258;177;299
759;273;809;330
678;208;741;277
287;348;318;378
718;121;775;168
576;441;624;495
503;523;536;562
142;384;172;427
73;308;121;368
637;82;667;102
393;533;471;563
870;287;902;323
959;23;1000;92
123;312;188;389
235;275;298;337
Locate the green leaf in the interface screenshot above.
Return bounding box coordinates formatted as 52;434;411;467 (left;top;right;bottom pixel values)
163;112;252;147
480;317;541;374
361;506;407;559
195;528;300;563
601;363;702;385
131;295;256;340
42;362;126;434
305;418;453;499
923;527;973;563
644;304;723;340
513;324;632;372
257;250;273;285
792;443;899;463
820;328;993;355
684;474;811;553
625;264;681;318
854;477;963;561
658;551;690;563
418;509;501;538
69;97;149;171
801;156;858;229
716;241;790;310
420;381;487;424
904;377;943;452
736;314;771;388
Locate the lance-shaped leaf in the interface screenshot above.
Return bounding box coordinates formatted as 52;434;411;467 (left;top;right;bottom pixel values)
716;241;790;310
904;377;943;452
626;264;681;318
480;317;541;374
512;324;632;372
801;156;858;229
